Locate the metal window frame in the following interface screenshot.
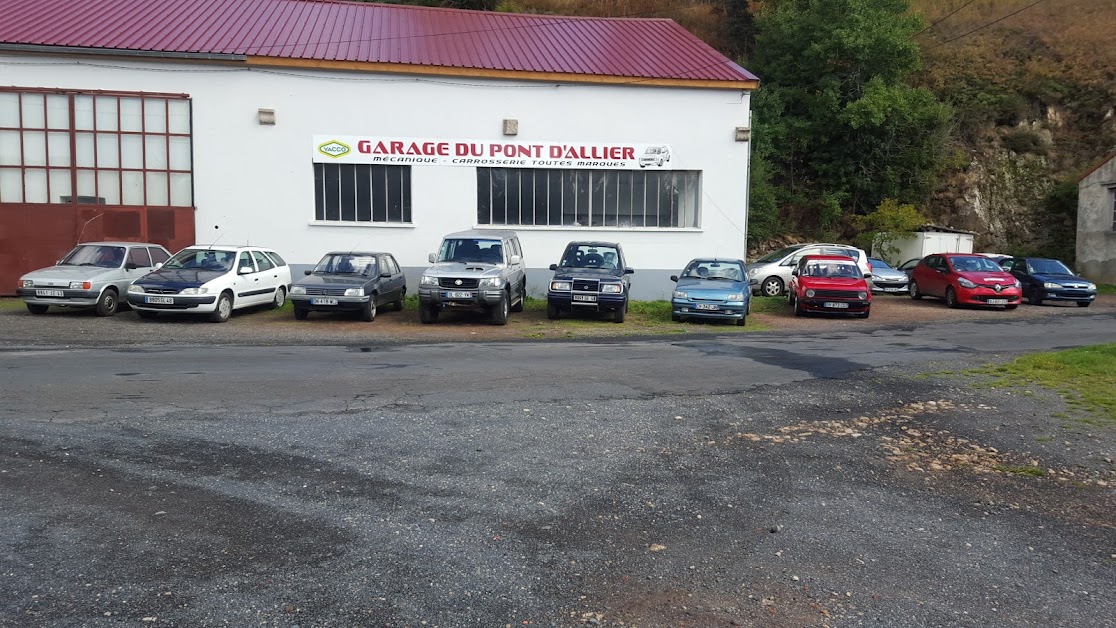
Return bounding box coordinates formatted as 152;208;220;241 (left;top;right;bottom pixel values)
313;162;412;224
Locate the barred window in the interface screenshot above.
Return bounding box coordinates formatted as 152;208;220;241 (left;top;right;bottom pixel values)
477;168;700;228
313;163;411;224
0;89;192;206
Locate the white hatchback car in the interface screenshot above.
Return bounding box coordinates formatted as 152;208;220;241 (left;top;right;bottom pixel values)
748;243;872;297
127;245;292;322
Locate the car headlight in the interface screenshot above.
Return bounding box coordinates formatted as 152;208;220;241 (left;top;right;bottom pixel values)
1013;280;1021;288
19;279;33;288
673;290;688;299
69;281;91;290
748;268;758;277
858;291;868;299
727;293;744;301
178;287;209;295
957;278;977;288
420;274;439;286
1086;283;1096;290
290;286;306;295
601;283;623;294
128;285;145;294
344;287;365;297
551;281;571;291
478;277;503;288
805;289;815;298
1043;282;1059;289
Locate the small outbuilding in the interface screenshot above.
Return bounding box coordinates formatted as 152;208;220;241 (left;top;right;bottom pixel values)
1077;150;1116;284
871;225;975;265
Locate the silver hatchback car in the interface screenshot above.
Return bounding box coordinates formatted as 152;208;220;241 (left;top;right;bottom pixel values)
16;241;171;316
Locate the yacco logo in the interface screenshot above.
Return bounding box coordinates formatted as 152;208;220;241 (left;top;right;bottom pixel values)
318;140;351;158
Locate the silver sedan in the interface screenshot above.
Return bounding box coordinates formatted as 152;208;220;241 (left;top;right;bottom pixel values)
16;242;171;316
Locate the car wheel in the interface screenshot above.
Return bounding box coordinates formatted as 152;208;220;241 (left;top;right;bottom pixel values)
136;310;158;320
209;291;233;323
671;313;681;322
1028;288;1043;306
490;291;510;325
419;304;439;324
859;308;871;319
612;301;626;324
909;280;922;300
945;286;959;308
547;302;560;320
793;297;805;317
394;289;406;311
761;276;784;297
735;314;746;326
26;303;49;315
271;286;286;309
1077;301;1091;308
510;279;525;313
361;297;376;322
95;288;119;317
293;307;308;320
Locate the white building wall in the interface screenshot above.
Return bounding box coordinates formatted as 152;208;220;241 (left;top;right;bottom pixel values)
2;55;752;299
1077;155;1116;284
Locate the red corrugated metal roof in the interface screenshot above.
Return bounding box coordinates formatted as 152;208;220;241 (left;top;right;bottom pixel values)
0;0;758;84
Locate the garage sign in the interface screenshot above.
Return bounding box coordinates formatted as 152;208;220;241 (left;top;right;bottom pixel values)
313;135;674;170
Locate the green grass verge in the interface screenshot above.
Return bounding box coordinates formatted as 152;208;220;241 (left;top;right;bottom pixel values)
0;297;24;312
972;343;1116;425
1097;284;1116;295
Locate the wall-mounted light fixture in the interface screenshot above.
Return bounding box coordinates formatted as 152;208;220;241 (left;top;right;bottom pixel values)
258;108;276;126
734;126;751;142
502;118;519;136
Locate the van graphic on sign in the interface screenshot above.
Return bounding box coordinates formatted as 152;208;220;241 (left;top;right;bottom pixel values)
318;140;351;158
638;145;671;168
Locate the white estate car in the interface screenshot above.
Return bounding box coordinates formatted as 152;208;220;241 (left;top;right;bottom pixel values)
126;245;291;322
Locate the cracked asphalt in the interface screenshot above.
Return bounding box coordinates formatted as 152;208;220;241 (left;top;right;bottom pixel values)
1;308;1114;627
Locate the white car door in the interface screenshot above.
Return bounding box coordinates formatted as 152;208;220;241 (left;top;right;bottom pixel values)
232;250;265;307
250;249;283;302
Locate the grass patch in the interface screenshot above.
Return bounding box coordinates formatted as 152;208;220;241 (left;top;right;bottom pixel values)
972;343;1116;425
0;297;25;312
1097;284;1116;295
1035;435;1054;442
994;465;1047;477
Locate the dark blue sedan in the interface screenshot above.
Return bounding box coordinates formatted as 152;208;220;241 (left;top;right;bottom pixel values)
1000;257;1097;307
670;258;750;325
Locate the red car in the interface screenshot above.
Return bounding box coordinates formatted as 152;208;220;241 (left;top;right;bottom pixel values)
788;254;872;318
909;253;1021;309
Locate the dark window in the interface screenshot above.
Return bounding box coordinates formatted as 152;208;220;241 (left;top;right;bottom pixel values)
252;250;275;271
149;247;170;264
127;246;152;267
314;163;411;224
265;251;286;267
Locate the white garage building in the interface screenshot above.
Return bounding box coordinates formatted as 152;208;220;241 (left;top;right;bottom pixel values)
0;0;758;298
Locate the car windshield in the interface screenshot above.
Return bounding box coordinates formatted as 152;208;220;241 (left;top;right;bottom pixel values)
1027;259;1073;275
868;258;893;269
802;260;861;278
60;245;125;268
438;238;503;264
314;254;377;275
163;249;235;272
950;256;1004;273
754;245;803;264
559;244;621;269
682;261;744;281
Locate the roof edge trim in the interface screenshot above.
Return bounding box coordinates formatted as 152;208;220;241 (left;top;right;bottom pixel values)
0;44;247;62
246;56;759;90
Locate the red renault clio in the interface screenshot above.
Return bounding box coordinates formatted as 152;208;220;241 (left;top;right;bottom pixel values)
788;254;872;318
909;253;1022;309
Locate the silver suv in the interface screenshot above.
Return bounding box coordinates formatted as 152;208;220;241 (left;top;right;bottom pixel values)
748;243;871;297
418;229;527;325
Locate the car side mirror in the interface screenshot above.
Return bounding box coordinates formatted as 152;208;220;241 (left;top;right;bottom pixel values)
624;267;634;274
791;269;799;277
864;272;872;278
509;255;521;265
380;271;392;278
304;269;312;275
428;253;437;264
125;262;139;270
154;262;163;269
238;266;252;275
669;275;678;282
549;263;558;271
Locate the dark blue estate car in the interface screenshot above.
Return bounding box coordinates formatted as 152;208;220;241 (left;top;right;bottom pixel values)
546;241;633;323
999;257;1097;307
670;258;750;325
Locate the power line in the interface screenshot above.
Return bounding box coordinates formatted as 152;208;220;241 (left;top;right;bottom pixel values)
928;0;1051;48
913;0;979;37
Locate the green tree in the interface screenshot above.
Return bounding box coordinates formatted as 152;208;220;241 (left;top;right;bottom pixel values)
750;0;951;232
852;198;927;258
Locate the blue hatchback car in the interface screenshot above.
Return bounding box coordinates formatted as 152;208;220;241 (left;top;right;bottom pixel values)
670;258;751;325
999;257;1097;307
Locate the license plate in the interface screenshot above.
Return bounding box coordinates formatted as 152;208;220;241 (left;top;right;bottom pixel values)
572;294;597;302
311;298;338;305
695;303;720;310
987;298;1007;305
35;289;64;297
445;291;473;299
883;287;903;292
144;296;173;304
823;301;849;309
